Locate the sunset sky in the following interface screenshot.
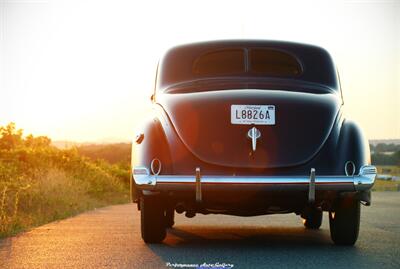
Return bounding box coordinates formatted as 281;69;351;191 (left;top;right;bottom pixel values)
1;0;399;142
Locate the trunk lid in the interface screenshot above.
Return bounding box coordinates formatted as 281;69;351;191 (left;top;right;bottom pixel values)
159;89;341;169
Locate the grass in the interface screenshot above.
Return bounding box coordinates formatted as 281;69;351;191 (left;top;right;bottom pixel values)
373;165;400;192
372;179;400;192
375;165;400;177
0;123;130;238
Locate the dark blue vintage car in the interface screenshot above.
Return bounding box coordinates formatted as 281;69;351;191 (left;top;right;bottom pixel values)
131;40;376;245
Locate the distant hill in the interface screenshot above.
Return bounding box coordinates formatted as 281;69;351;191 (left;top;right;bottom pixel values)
52;141;132;165
52;139;130;149
52;140;82;149
76;143;131;165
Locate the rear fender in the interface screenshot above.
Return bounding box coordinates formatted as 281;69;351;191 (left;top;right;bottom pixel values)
336;119;371;173
131;113;172;202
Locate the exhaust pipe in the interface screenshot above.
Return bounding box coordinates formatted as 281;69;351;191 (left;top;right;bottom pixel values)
175;203;185;214
185;211;196;218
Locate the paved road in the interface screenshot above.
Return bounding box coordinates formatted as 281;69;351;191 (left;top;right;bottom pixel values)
0;192;399;269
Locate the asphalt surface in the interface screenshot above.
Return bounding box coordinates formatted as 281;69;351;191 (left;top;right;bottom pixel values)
0;192;399;269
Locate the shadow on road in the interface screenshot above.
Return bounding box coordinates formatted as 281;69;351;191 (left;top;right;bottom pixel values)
166;226;330;247
146;225;373;268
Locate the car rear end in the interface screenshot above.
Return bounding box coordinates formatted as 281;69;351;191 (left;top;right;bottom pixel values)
132;40;376;245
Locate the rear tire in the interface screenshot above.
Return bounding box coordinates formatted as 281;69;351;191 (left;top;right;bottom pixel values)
329;198;360;246
140;196;166;243
302;209;323;229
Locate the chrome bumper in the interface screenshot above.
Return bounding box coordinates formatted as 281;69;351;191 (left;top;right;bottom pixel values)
133;165;377;193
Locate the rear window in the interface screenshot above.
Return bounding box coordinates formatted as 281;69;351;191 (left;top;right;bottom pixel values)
157;42;339;91
250;49;302;76
192;48;302;77
193;49;245;75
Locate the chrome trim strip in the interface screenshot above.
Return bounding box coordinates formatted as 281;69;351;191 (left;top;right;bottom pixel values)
132;165;377;192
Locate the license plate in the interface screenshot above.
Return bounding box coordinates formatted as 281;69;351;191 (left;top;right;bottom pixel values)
231;105;275;125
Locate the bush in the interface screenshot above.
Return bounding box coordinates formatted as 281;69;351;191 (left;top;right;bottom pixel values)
0;123;129;237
